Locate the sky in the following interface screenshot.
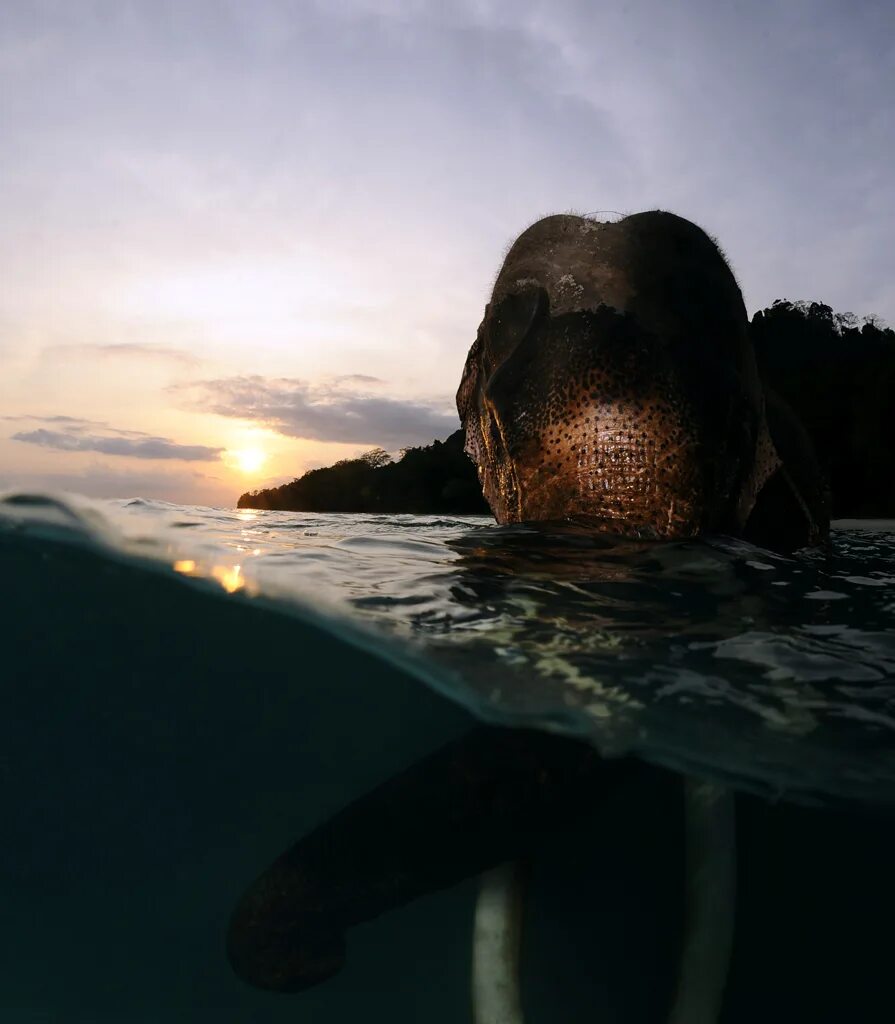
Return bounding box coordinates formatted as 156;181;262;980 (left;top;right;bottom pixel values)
1;0;893;506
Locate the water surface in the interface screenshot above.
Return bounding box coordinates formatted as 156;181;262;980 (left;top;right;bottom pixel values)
4;491;894;807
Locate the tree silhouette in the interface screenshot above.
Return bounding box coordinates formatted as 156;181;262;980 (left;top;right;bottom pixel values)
360;448;392;469
750;299;895;517
238;430;488;514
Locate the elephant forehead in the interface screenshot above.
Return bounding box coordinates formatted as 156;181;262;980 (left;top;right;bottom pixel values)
492;212;750;339
495;221;632;316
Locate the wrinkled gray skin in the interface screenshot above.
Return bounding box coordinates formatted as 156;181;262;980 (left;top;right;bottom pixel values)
457;212;829;549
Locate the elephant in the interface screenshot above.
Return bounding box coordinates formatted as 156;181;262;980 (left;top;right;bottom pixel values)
224;216;873;1023
457;211;829;551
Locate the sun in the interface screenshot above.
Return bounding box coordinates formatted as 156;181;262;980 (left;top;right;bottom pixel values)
229;447;267;474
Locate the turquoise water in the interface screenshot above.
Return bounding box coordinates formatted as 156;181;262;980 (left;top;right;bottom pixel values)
3;492;895;1021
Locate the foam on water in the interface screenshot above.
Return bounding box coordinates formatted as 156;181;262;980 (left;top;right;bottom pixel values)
3;490;895;807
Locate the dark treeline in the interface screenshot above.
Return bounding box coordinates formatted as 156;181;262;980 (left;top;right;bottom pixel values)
237;429;489;514
751;300;895;518
239;300;894;518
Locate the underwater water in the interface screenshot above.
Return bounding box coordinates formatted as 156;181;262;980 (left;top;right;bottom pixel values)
3;491;895;1022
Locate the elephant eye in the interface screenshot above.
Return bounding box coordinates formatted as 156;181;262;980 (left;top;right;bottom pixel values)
485;285;549;364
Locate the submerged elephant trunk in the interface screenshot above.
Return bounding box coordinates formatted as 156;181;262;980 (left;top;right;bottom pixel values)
226;728;626;992
458;212;826;547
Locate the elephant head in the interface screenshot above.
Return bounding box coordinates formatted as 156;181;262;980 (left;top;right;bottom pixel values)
457;212;828;548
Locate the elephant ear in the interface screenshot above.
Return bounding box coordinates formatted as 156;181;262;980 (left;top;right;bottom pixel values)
743;389;831;551
484;284;550;365
456;324;485;423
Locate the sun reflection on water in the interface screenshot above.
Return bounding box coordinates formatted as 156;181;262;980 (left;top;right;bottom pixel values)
212;564;244;593
173;558;245;594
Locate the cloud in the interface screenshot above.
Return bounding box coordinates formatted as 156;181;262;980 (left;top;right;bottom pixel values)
42;343;200;366
11;425;222;461
184;375;460;447
0;463;233;506
332;373;385;385
2;414;147;437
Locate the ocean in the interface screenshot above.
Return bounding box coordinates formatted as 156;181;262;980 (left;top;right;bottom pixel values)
3;492;895;1022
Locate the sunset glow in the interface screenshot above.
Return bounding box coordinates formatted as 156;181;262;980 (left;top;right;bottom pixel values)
228;448;268;475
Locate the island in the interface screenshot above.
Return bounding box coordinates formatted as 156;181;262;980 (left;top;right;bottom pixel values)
238;429;489;514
